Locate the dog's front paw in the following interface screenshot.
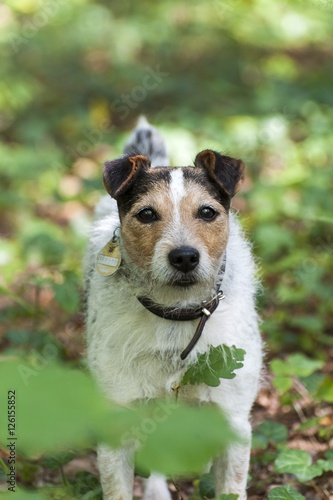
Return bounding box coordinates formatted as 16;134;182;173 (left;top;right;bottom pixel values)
143;474;172;500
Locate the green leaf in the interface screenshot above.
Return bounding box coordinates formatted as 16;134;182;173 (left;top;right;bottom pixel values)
41;451;77;471
297;417;320;432
0;361;238;476
68;471;102;498
271;354;324;378
272;375;293;393
0;361;139;455
180;345;246;388
135;402;237;475
23;232;66;266
271;354;325;394
0;492;47;500
317;449;333;473
299;373;326;395
274;449;323;482
316;378;333;402
52;272;80;313
5;330;31;346
253;420;287;449
325;450;333;461
268;485;305;499
199;471;215;498
251;432;269;450
217;494;239;500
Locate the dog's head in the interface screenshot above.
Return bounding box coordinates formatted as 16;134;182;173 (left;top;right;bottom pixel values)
103;150;244;302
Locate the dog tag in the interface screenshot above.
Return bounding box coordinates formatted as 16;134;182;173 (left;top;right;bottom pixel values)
96;240;122;276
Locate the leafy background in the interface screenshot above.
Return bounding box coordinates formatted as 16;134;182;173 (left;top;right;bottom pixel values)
0;0;332;498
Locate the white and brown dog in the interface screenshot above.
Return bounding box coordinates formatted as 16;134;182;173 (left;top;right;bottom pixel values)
84;117;262;500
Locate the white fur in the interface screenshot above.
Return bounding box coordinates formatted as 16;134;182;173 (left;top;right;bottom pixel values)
169;168;185;225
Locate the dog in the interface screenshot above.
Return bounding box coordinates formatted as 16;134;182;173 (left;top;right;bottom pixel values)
84;117;262;500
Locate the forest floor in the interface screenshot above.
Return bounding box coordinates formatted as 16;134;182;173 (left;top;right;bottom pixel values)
0;287;332;499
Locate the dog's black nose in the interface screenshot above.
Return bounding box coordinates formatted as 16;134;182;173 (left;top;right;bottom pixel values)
168;246;200;273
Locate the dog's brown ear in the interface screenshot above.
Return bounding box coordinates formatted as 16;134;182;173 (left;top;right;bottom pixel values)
194;149;245;198
103;155;150;199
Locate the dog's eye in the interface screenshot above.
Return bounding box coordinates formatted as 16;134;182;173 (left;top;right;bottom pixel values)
136;207;159;223
198;206;218;221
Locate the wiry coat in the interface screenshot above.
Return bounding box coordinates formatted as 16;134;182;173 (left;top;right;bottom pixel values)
84;118;262;500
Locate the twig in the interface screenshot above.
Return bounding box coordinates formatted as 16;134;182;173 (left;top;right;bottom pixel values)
172;479;183;500
310;479;331;499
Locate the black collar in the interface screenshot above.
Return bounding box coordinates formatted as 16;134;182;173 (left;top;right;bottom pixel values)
137;291;224;322
137;255;226;360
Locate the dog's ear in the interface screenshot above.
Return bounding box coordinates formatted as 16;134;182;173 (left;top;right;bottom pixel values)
103;155;150;199
194;149;245;198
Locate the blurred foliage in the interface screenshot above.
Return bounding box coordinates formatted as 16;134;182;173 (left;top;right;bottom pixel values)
0;360;235;465
0;0;333;498
0;0;332;355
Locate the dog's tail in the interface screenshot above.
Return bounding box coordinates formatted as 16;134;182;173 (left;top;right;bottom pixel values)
123;116;169;167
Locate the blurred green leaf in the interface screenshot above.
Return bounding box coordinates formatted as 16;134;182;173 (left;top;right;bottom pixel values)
135;402;237;475
0;492;47;500
217;494;239;500
52;272;80;313
68;471;102;499
253;420;288;449
253;224;294;259
268;485;305;499
299;373;326;396
274;449;323;482
316;378;333;403
41;451;77;471
0;361;138;454
199;471;215;498
271;354;324;378
272;375;293;394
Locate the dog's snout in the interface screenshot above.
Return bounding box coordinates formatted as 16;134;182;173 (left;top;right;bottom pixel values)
168;246;200;273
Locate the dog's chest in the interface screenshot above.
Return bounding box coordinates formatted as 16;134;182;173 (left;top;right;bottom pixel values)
87;278;199;400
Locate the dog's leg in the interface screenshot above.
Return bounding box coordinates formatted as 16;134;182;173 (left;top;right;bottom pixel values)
143;474;172;500
213;418;251;500
97;445;134;500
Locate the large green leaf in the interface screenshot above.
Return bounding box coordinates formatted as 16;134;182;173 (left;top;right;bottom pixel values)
180;345;246;388
0;360;139;454
0;361;238;476
268;485;305;499
274;449;323;482
271;354;324;378
252;420;288;449
135;401;237;475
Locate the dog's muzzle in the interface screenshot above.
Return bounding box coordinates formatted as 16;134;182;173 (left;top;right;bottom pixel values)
138;253;227;360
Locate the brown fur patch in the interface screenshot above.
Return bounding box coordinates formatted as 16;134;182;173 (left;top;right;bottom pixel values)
120;180;173;268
